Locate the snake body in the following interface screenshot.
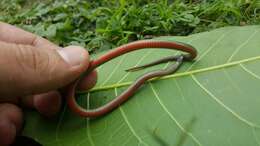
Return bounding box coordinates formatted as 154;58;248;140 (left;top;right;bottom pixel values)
66;40;197;117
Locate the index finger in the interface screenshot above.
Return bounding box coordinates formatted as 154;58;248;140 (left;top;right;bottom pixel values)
0;22;60;50
0;22;96;92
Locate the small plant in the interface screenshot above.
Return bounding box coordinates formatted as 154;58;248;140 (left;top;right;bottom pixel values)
1;0;259;53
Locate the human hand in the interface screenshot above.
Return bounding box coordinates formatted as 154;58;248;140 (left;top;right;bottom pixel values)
0;22;97;146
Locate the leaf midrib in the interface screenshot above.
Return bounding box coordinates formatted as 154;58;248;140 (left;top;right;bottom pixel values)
77;55;260;93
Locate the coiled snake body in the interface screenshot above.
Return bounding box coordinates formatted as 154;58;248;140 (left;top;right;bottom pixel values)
65;40;197;118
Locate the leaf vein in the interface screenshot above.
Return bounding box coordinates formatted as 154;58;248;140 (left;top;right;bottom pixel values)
252;127;260;146
55;105;67;146
227;30;259;62
116;50;153;83
149;82;202;146
186;30;231;71
101;54;127;86
80;55;260;93
174;79;186;101
222;68;243;94
86;93;95;146
240;64;260;80
191;74;260;128
108;123;125;141
115;88;149;146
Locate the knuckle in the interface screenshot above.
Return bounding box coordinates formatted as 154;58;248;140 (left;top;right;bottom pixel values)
30;35;40;46
14;44;50;73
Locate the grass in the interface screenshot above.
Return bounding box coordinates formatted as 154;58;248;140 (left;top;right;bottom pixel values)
0;0;259;53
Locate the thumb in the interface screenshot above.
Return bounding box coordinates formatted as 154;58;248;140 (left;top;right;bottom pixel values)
0;41;89;97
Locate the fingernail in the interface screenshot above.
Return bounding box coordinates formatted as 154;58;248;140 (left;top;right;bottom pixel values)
57;46;86;66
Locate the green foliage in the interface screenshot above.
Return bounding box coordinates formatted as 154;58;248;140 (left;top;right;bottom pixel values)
0;0;259;52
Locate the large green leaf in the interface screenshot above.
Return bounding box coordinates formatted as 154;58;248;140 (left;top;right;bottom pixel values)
23;26;260;146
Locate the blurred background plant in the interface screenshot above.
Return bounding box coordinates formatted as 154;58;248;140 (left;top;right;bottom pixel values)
1;0;259;53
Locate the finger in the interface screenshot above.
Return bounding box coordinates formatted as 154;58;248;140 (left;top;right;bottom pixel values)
77;70;98;91
20;95;34;108
21;69;97;115
0;22;59;49
0;119;15;146
33;91;62;117
20;91;62;117
0;103;23;146
0;96;19;104
0;42;89;97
